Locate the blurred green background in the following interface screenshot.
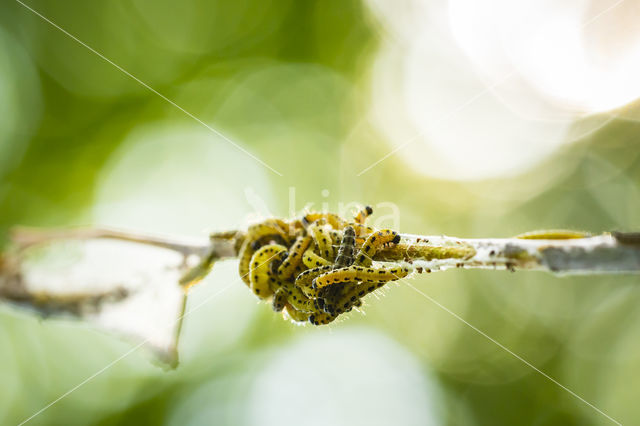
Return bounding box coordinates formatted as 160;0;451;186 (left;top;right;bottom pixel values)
1;0;640;425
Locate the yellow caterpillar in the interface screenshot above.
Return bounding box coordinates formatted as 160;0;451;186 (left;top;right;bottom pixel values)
354;229;401;266
308;311;336;325
285;304;311;323
249;244;287;298
271;283;318;315
515;230;590;240
238;239;257;286
302;248;332;269
328;229;341;242
301;212;347;230
272;288;288;312
247;219;290;242
307;223;335;260
313;265;409;290
280;281;316;312
295;265;333;288
350;223;375;239
353;205;373;224
237;208;413;326
295;265;334;298
277;235;312;280
238;219;292;285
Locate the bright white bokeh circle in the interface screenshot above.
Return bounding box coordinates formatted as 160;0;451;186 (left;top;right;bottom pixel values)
367;0;640;181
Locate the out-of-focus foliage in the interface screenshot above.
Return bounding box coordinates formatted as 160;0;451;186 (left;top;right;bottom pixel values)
1;0;640;425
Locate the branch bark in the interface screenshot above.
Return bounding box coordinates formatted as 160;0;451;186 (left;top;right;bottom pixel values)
2;226;638;366
381;233;640;275
6;227;639;285
2;227;639;314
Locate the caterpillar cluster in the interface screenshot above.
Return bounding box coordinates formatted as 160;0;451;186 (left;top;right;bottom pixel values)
237;206;409;325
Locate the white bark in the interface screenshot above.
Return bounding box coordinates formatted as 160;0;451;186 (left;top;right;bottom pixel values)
388;233;640;275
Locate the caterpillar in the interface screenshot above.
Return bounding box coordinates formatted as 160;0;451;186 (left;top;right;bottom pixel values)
295;265;334;289
247;219;290;242
353;205;373;224
313;265;409;290
295;265;334;298
280;281;316;312
277;218;301;236
238;209;413;326
321;225;359;313
272;288;288;312
238;239;257;286
328;229;342;247
323;281;388;316
515;230;590;240
239;235;288;286
249;244;288;298
300;283;330;300
308;311;337;326
350;223;375;239
238;220;293;285
354;229;400;267
302;248;332;269
285;304;311;323
307;223;335;260
277;235;312;280
301;212;347;230
317;283;350;315
334;225;356;269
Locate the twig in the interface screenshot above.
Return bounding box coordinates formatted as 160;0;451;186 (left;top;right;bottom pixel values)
3;228;638;305
9;226;215;257
9;227;638;277
1;225;638;366
380;233;640;275
2;227;639;315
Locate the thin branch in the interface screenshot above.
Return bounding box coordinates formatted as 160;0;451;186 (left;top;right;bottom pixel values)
1;225;638;365
10;226;214;257
9;227;638;279
380;233;640;275
4;227;639;306
2;227;639;315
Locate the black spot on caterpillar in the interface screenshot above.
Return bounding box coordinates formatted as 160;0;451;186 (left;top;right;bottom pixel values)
302;248;332;269
313;265;409;289
353;205;373;224
278;235;313;280
272;288;288;312
354;230;400;266
249;244;287;298
301;212;347;230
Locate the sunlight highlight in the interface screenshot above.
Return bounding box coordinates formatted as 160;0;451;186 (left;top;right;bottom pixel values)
367;0;640;181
